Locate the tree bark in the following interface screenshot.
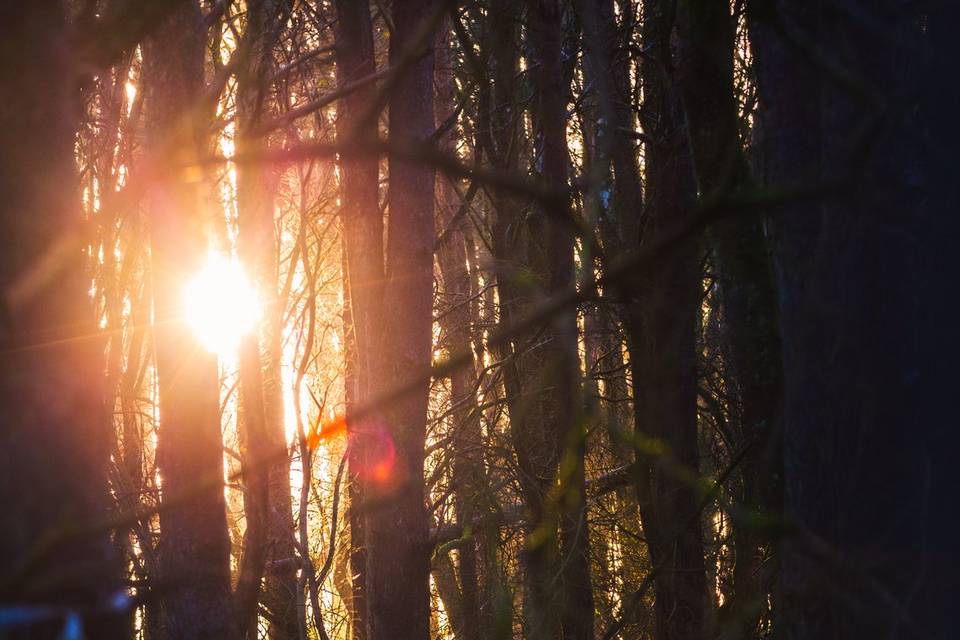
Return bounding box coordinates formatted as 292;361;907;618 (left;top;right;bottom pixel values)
363;3;438;640
235;1;299;637
143;3;234;638
492;3;596;640
333;0;382;637
674;2;782;636
577;5;648;634
631;1;708;638
0;3;128;637
749;1;960;637
485;1;566;638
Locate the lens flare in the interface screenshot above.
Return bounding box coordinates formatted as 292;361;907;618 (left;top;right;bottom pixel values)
183;252;260;357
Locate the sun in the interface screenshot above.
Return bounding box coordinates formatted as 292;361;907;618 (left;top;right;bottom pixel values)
183;252;261;358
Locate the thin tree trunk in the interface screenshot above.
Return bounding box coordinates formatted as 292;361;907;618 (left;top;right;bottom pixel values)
433;552;468;640
333;0;382;637
577;5;648;635
341;257;364;640
235;1;299;637
461;5;522;636
143;3;234;637
577;0;643;255
485;1;565;637
495;3;596;640
434;17;484;640
674;2;782;636
530;4;595;640
591;308;646;639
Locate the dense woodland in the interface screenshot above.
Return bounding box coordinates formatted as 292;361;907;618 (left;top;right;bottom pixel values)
0;1;957;639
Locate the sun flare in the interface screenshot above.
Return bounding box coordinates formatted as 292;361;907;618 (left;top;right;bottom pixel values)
183;252;261;358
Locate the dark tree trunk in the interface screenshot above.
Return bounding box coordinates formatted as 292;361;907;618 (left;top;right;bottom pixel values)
577;0;643;254
458;4;523;636
630;1;708;639
337;3;437;640
363;2;438;640
0;3;127;637
491;3;596;640
915;2;960;636
333;0;381;637
433;17;485;640
674;2;782;637
485;1;568;637
749;1;960;637
432;552;468;638
235;1;299;638
577;5;647;633
529;4;595;640
143;3;234;638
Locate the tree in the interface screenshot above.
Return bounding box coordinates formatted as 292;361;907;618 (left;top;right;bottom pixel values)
576;3;647;633
0;3;127;636
526;4;596;640
333;0;382;636
468;2;597;639
630;1;708;638
433;17;488;640
674;2;782;635
9;2;960;639
749;0;960;636
363;2;439;639
143;2;234;636
336;2;438;640
234;1;300;637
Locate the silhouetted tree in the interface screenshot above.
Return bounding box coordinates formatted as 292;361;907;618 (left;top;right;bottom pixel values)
674;2;782;636
333;0;381;637
750;0;960;637
143;3;234;636
632;1;708;638
0;4;127;636
235;1;300;637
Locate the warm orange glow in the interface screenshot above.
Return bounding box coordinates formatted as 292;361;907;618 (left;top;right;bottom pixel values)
371;460;393;483
183;252;261;357
306;414;348;450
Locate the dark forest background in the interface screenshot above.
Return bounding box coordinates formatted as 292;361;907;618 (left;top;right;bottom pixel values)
1;1;958;639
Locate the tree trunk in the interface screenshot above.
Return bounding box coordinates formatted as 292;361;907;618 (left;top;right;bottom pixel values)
631;1;708;638
363;2;438;640
674;2;782;637
494;3;596;640
531;4;595;640
143;3;234;638
235;1;299;637
0;3;128;637
432;552;468;640
577;5;648;634
434;17;484;640
577;0;643;255
333;0;382;637
485;1;566;638
750;1;960;637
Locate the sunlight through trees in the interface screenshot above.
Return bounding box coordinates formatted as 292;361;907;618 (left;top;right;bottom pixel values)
0;2;957;640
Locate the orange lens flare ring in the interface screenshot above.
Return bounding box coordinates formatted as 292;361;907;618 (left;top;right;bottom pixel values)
306;415;396;483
